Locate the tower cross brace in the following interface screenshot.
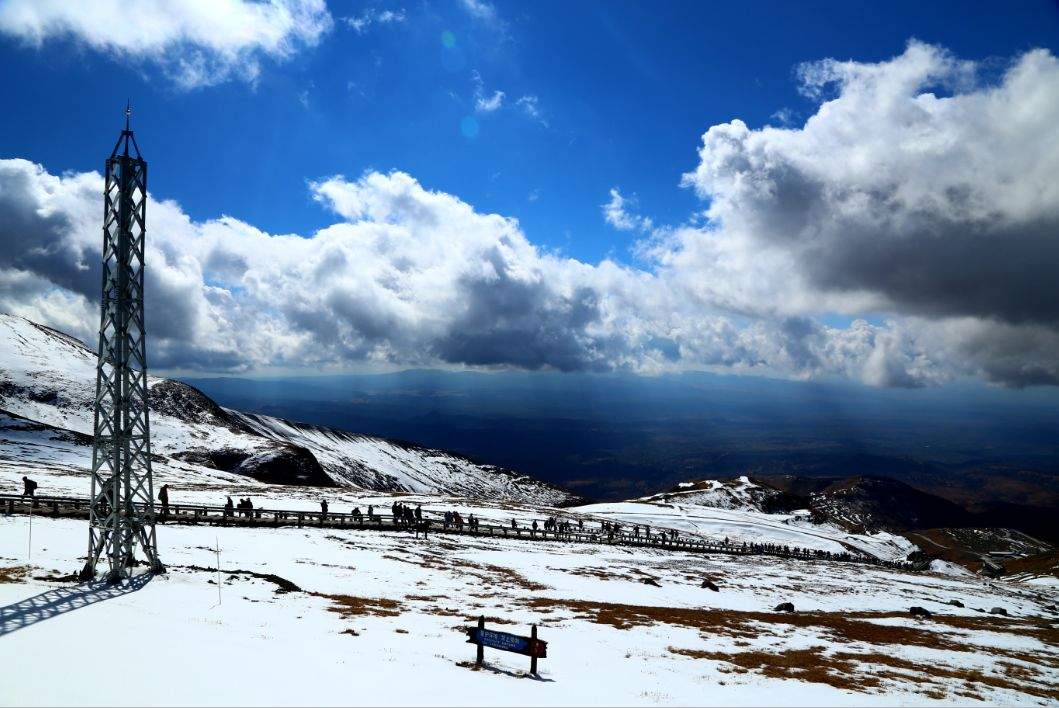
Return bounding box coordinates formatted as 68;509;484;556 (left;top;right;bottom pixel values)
80;107;164;582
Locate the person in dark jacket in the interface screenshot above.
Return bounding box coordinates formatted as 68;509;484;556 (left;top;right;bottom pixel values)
224;496;234;517
158;484;170;517
22;476;37;498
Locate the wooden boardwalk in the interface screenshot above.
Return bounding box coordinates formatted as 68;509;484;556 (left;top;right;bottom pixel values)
1;493;923;573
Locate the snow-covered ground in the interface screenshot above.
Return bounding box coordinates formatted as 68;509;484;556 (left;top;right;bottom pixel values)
2;435;1057;705
1;511;1057;706
0;454;1056;705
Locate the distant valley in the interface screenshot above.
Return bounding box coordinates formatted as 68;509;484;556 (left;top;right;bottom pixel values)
184;370;1059;518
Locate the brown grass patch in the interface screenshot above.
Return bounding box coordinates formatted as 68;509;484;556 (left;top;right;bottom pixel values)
379;552;550;591
521;597;970;648
474;563;550;591
561;566;630;582
1003;551;1059;579
669;645;1059;700
317;593;403;618
670;646;873;691
0;565;30;584
527;596;1059;696
834;651;1059;701
525;597;1059;658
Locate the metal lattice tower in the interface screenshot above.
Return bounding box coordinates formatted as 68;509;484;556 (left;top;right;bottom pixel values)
80;104;164;582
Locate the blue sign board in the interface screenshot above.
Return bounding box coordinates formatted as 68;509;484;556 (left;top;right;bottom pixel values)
466;626;547;658
473;628;529;653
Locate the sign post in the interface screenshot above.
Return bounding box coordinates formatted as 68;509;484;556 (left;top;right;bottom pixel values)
476;617;485;667
466;615;547;676
530;624;539;675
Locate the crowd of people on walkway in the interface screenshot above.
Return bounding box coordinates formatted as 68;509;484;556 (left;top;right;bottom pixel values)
440;509;481;532
725;538;914;570
6;481;917;571
223;496;259;518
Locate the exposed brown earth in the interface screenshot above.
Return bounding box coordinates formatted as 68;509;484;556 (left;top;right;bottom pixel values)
520;596;1058;700
318;593;403;618
0;564;30;584
670;645;1059;701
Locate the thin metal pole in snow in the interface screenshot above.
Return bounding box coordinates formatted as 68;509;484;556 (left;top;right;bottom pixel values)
215;536;221;606
26;501;33;567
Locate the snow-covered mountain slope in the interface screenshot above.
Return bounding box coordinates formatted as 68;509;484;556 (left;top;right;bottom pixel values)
0;314;577;504
229;411;574;504
575;500;917;562
806;476;970;533
636;475;791;512
604;475;913;562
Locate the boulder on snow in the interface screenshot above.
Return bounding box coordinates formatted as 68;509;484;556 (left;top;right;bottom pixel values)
773;602;795;612
174;444;335;487
701;579;719;592
948;599;964;608
990;606;1009;616
640;577;661;587
909;606;932;619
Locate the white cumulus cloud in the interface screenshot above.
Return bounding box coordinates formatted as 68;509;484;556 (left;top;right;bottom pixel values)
0;41;1056;388
667;40;1059;385
603;188;653;232
0;158;925;381
0;0;333;89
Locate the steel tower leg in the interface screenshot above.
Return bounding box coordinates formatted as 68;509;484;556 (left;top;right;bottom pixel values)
80;108;163;582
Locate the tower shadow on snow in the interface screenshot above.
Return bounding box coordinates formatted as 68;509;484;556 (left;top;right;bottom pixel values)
0;573;152;637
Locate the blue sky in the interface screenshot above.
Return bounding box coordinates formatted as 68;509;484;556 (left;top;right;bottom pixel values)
1;0;1055;264
1;0;1058;389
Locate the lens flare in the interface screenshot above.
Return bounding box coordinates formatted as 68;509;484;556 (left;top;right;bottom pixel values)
460;116;479;139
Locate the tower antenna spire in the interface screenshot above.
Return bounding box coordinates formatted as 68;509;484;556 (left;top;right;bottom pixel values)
80;108;163;582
